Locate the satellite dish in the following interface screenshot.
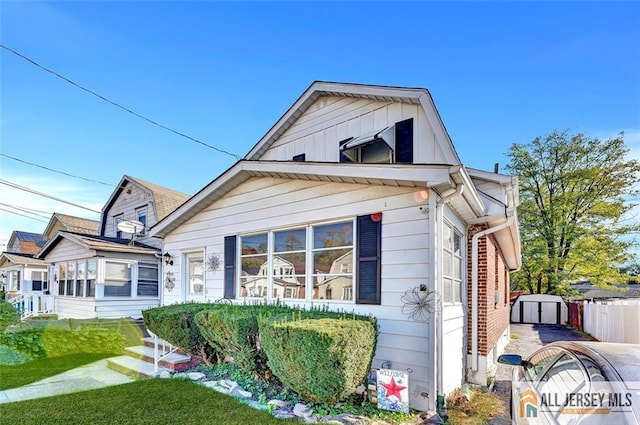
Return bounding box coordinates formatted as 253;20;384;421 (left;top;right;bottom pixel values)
117;220;145;235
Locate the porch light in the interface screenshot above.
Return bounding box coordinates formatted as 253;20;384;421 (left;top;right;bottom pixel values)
163;252;173;266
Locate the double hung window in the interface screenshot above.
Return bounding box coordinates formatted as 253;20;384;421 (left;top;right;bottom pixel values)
442;221;463;303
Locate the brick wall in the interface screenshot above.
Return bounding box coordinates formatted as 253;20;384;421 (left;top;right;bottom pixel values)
18;241;40;255
467;225;511;356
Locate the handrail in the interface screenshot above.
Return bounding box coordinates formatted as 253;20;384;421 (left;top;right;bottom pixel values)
8;294;55;320
147;330;180;374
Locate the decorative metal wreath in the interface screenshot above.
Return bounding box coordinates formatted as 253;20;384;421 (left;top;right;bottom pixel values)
400;286;442;322
164;271;176;293
206;253;221;272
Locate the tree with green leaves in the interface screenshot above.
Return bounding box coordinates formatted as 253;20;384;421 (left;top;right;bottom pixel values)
506;130;639;295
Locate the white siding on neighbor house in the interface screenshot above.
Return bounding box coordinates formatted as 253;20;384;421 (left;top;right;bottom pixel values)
260;95;449;165
43;239;97;264
162;175;434;410
54;297;158;319
103;181;161;249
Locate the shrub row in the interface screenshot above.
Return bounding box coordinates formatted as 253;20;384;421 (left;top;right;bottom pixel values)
144;302;378;404
0;327;125;359
0;300;20;332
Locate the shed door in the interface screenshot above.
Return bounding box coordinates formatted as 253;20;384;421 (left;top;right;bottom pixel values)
519;300;561;324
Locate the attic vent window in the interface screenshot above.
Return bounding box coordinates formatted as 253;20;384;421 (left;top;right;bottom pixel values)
340;126;395;164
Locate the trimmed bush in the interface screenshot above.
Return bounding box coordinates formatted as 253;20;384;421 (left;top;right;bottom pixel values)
259;315;377;404
195;304;290;377
142;303;218;365
0;327;125;359
0;300;20;332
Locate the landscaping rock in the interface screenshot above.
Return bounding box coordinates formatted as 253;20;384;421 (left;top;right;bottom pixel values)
234;389;252;399
173;372;188;379
293;403;315;418
302;416;319;424
156;371;173;379
244;400;269;411
267;399;288;408
187;372;206;381
201;381;230;394
320;413;371;424
272;409;296;420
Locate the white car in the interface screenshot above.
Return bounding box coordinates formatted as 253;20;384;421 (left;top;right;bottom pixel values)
498;341;640;425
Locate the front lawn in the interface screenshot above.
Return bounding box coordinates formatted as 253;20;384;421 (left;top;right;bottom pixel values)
0;352;114;390
0;379;298;425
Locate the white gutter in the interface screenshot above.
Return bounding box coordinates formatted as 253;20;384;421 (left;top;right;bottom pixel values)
471;211;515;371
434;185;463;401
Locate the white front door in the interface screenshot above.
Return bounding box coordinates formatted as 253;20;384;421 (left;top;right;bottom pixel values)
184;253;204;302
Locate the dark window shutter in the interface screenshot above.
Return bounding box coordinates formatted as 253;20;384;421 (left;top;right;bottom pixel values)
356;214;381;304
395;118;414;163
339;137;354;163
224;235;237;299
292;153;306;162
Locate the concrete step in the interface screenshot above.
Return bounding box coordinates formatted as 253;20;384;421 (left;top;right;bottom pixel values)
125;345;193;371
107;355;171;379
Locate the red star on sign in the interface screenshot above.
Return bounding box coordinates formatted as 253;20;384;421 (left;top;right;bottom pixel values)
381;376;406;399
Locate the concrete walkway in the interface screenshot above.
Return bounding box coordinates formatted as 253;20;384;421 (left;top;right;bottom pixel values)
0;358;134;404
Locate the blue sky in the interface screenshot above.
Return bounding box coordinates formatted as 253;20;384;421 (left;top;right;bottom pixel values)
1;1;639;253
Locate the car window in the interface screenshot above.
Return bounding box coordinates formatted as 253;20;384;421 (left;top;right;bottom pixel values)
540;354;587;395
525;348;562;381
576;354;607;382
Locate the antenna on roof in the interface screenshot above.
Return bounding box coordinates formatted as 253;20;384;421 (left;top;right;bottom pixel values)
117;220;145;246
494;163;500;173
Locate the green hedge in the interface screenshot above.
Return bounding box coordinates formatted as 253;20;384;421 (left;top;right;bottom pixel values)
259;315;377;404
142;303;218;365
0;300;20;332
0;327;125;359
194;304;290;377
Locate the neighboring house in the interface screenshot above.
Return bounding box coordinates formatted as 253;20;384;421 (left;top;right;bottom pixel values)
34;175;189;319
42;213;100;240
149;81;521;411
1;231;47;300
7;231;45;255
0;252;48;300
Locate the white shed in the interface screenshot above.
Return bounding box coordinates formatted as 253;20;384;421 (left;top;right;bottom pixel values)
511;294;568;324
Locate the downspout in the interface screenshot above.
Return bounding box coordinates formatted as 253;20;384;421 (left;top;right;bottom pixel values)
435;185;463;414
471;211;515;371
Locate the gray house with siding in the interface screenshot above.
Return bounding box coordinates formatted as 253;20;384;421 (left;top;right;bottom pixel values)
149;82;521;411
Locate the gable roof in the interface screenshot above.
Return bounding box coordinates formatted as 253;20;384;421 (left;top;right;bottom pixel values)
245;81;463;165
43;213;100;239
8;231;44;245
37;231;159;259
100;175;190;234
0;251;47;267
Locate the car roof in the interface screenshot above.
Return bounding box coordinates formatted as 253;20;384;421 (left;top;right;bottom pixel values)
547;341;640;382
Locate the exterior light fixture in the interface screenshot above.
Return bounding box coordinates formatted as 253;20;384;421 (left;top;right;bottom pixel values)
163;252;173;266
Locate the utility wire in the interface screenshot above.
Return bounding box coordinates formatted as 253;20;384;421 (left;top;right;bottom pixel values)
0;179;101;214
0;207;49;223
0;44;241;160
0;153;113;186
0;203;52;215
0;203;51;220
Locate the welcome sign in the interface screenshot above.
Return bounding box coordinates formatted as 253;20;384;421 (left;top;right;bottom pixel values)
376;368;410;414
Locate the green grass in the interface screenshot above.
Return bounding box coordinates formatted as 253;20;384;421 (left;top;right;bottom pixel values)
0;352;113;390
0;379;299;425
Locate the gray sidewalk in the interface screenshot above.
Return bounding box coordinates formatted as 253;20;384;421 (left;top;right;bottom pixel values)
0;358;134;404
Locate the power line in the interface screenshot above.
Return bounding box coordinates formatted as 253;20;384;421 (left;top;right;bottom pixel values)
0;203;51;220
0;207;49;223
0;44;241;160
0;153;113;186
0;203;51;215
0;179;101;214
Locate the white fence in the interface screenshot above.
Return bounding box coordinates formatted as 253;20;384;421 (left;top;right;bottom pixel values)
583;299;640;344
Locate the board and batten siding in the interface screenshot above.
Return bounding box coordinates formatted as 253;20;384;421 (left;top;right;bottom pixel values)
162;175;433;410
103;181;161;249
260;95;451;165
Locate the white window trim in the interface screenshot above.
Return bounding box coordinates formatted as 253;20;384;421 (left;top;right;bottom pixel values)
442;220;464;305
237;219;356;303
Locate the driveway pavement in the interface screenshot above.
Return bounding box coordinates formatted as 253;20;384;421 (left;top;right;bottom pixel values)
489;323;592;425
